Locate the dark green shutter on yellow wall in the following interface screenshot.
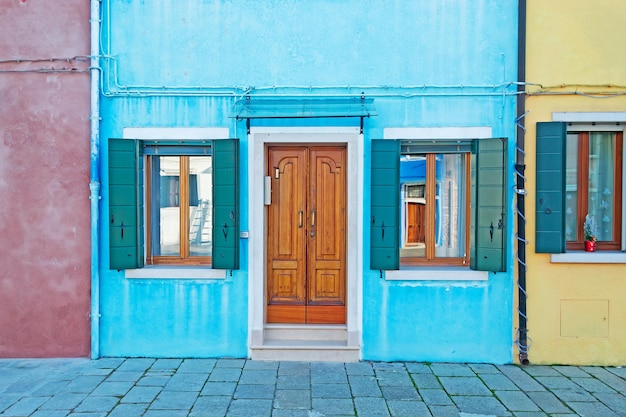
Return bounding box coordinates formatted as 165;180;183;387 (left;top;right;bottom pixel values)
370;139;400;270
212;139;240;269
108;139;144;270
535;122;566;253
470;138;507;272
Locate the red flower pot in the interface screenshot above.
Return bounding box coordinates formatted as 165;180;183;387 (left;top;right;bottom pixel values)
584;240;596;252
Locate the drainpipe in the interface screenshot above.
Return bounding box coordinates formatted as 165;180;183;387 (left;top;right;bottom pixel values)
89;0;101;360
515;0;530;365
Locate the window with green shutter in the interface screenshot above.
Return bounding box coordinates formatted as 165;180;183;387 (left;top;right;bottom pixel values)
108;138;239;270
535;122;567;253
212;139;240;269
470;138;507;272
109;139;144;270
370;139;400;270
535;122;623;253
370;138;507;272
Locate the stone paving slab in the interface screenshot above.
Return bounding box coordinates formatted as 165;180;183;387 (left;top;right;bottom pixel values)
1;358;626;416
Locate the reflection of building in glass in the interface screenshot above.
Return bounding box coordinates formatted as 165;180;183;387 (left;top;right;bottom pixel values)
150;155;213;258
400;153;465;259
401;155;426;246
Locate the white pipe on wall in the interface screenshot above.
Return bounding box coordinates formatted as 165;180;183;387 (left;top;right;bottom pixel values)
89;0;101;360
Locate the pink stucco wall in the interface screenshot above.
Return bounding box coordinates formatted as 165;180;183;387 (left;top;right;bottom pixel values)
0;1;91;357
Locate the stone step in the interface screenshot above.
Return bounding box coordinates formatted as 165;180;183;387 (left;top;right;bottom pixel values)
263;324;348;342
250;340;360;362
250;325;359;362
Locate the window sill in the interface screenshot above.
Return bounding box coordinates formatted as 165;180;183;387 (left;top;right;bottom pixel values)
550;251;626;264
384;267;489;281
124;266;227;280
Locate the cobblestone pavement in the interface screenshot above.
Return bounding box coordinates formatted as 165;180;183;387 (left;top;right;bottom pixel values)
1;358;626;416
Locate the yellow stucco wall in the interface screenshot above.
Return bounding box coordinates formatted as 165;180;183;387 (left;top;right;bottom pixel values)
524;0;626;365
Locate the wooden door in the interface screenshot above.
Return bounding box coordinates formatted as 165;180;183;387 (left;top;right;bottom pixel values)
266;146;346;324
407;202;425;244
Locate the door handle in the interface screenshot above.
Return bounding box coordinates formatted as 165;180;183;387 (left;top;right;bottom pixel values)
311;209;316;228
298;210;303;228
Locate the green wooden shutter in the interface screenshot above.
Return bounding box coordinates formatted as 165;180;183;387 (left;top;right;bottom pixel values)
212;139;239;269
370;139;400;270
470;138;507;272
108;139;144;270
535;122;566;253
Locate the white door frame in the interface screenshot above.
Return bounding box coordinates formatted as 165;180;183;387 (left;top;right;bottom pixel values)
247;127;363;354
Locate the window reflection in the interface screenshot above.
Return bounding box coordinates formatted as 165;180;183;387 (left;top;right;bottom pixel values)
401;155;426;258
588;132;615;242
565;132;617;243
400;153;466;260
155;156;181;256
189;156;212;256
565;134;578;241
149;155;212;259
434;154;465;258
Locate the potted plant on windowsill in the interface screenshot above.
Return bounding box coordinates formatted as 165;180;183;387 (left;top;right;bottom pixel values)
583;214;598;252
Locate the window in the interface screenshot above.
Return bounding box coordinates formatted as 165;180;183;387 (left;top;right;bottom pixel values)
400;152;470;266
536;122;623;253
108;139;239;270
146;155;212;264
371;138;507;272
565;131;623;250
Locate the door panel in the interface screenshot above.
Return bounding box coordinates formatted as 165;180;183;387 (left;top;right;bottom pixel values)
267;148;307;322
267;146;346;324
308;149;345;313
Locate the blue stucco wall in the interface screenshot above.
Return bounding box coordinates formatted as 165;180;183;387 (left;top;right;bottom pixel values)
363;96;515;364
98;0;518;361
100;272;248;357
99;96;249;358
362;277;513;363
103;1;514;87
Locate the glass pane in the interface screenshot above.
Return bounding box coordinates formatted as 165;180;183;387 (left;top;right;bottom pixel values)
152;156;180;256
188;156;212;256
587;132;615;241
400;155;426;258
565;134;579;241
399;153;466;260
434;154;465;258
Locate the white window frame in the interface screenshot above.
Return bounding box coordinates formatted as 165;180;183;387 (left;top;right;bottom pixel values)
383;127;493;281
122;127;229;279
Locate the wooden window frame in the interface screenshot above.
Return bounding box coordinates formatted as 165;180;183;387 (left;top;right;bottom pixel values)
401;152;471;267
566;131;623;251
146;155;212;265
